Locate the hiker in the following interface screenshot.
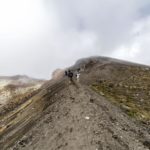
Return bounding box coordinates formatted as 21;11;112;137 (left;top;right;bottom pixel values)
77;68;80;72
76;71;80;82
65;70;68;76
68;70;73;82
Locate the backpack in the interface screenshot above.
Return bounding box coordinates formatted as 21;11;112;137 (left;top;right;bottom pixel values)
68;72;73;78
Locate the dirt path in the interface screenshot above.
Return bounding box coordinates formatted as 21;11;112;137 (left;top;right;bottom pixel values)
9;83;150;150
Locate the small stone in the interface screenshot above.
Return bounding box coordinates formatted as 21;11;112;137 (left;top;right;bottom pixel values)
143;140;150;149
112;134;118;139
99;91;105;96
94;131;99;135
108;83;114;88
119;83;123;87
145;68;150;71
122;105;131;111
70;97;75;100
70;128;73;133
140;99;144;102
122;127;128;131
85;116;90;120
90;98;94;103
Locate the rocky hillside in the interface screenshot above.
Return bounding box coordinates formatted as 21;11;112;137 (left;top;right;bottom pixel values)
73;57;150;123
0;75;45;116
0;56;150;150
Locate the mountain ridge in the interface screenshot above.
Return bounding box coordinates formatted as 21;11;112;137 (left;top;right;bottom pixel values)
0;56;150;150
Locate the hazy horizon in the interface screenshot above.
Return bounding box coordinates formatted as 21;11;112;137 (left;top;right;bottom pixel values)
1;0;150;79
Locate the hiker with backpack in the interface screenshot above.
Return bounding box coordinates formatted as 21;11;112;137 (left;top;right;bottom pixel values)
68;70;73;82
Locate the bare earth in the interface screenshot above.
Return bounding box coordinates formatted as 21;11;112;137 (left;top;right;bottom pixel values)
0;57;150;150
9;82;150;150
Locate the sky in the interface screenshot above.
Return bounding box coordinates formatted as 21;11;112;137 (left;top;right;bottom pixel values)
0;0;150;79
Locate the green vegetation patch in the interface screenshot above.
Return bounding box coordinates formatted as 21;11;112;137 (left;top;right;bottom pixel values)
91;65;150;122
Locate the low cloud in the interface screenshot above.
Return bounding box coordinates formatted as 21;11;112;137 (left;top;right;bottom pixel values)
0;0;150;78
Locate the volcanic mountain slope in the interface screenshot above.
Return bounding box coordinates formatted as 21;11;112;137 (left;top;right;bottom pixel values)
0;56;150;150
74;57;150;122
0;75;45;116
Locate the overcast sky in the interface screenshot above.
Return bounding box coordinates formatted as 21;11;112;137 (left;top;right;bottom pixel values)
0;0;150;79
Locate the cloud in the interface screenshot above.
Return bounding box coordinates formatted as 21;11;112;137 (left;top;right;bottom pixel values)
112;15;150;64
50;0;143;50
0;0;150;78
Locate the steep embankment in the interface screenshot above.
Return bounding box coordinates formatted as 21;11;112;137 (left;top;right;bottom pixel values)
0;78;66;149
